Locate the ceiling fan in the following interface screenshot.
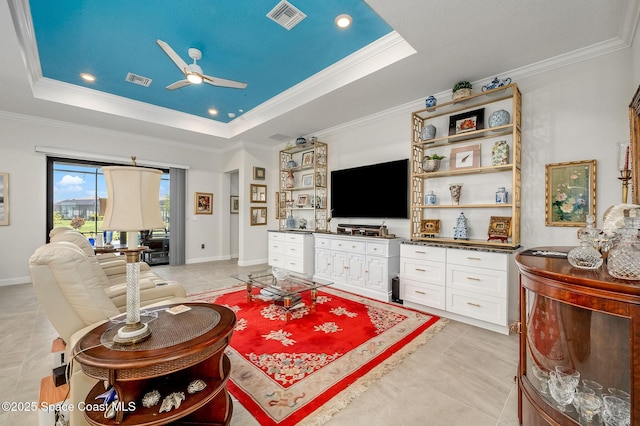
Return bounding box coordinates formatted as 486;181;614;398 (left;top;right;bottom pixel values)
156;39;247;90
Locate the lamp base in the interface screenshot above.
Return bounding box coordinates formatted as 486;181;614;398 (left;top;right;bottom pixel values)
113;321;151;345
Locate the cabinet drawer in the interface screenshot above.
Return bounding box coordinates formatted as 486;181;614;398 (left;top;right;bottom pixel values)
268;241;285;254
447;248;508;271
284;233;306;244
447;264;507;298
366;242;388;257
268;254;286;268
285;242;305;258
269;232;285;242
315;237;331;249
331;239;366;253
401;244;446;262
284;258;305;274
401;278;446;310
400;258;446;286
446;289;506;326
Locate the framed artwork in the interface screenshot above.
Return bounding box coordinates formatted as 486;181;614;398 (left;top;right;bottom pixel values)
0;172;8;225
302;151;314;166
195;192;213;214
250;184;267;203
230;196;239;214
450;144;481;170
296;194;308;207
275;192;286;219
250;207;267;226
449;108;485;136
545;160;597;227
630;84;640;204
253;166;266;180
301;174;313;187
419;219;440;237
487;216;512;242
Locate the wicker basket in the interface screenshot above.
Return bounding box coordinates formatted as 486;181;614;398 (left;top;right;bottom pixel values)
452;87;472;101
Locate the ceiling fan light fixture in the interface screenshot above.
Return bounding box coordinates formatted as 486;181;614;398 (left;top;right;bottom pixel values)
335;14;352;28
187;73;203;84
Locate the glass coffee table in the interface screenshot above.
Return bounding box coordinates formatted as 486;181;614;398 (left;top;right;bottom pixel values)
232;269;333;320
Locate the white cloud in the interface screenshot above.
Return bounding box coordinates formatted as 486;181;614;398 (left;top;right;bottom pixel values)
57;175;84;193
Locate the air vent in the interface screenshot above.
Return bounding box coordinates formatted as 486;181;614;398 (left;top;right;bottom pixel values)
125;72;152;87
269;133;294;142
267;0;306;30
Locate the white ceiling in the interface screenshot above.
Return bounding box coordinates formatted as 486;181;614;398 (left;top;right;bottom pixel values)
0;0;637;151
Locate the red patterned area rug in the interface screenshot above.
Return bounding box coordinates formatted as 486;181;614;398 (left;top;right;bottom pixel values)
190;286;447;426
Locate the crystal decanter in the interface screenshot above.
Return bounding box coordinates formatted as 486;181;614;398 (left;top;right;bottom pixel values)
607;211;640;280
567;214;603;269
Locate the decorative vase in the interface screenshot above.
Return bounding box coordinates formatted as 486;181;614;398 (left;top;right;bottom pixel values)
285;170;295;188
286;159;297;169
425;96;437;108
295;137;307;146
422;158;441;173
489;109;511;128
421;124;436;141
425;190;436;205
607;215;640;280
491;140;509;165
286;215;296;229
453;212;469;240
449;183;463;205
568;215;603;270
452;88;472;101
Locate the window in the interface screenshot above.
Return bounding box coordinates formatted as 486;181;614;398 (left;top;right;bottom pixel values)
47;158;169;243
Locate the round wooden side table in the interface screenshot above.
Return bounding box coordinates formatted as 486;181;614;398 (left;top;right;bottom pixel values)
73;302;236;425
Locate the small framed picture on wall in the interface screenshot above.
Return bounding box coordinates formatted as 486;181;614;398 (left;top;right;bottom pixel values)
195;192;213;214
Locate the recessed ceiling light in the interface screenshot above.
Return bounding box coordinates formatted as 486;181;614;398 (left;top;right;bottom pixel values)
335;14;352;28
208;108;218;116
228;113;236;118
80;73;96;82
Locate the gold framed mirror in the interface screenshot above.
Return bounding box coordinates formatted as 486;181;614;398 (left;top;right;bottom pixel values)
629;85;640;204
250;184;267;203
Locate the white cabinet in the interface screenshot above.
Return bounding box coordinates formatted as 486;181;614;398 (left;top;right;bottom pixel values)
400;243;517;334
268;231;315;275
314;234;401;302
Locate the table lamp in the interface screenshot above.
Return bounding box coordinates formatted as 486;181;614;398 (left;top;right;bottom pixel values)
101;159;164;344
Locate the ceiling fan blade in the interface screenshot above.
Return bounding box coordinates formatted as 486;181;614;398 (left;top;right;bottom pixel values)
166;79;192;90
202;74;248;89
156;39;190;75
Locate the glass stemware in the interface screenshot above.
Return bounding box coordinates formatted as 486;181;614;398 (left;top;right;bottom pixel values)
607;387;631;402
582;379;603;397
555;366;580;388
602;395;630;426
576;392;602;425
531;365;550;395
548;371;576;412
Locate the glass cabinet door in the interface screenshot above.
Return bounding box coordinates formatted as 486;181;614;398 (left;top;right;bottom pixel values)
524;289;631;424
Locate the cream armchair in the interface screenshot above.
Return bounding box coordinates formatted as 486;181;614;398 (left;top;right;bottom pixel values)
29;241;188;426
48;228;183;308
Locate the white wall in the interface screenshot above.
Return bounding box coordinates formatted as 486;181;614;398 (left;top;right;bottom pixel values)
0;44;636;285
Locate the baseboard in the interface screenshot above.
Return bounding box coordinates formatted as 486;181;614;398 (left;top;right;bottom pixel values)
0;276;31;287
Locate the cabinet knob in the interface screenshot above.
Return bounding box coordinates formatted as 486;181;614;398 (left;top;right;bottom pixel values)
466;302;481;307
344;266;349;269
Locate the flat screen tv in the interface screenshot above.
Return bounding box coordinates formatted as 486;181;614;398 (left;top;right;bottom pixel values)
331;159;409;219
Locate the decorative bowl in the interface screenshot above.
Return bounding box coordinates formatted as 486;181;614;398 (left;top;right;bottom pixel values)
489;109;511;128
422;159;441;173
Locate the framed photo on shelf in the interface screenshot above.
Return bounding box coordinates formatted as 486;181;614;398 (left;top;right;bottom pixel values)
275;192;286;219
545;159;596;227
250;184;267;203
253;166;266;180
250;207;267;226
194;192;213;214
301;174;313;187
487;216;511;242
302;151;314;166
296;194;308;207
230;196;239;214
419;219;440;237
449;108;485;136
450;144;481;170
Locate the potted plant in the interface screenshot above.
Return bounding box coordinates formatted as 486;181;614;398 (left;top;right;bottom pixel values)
452;81;472;101
422;153;445;172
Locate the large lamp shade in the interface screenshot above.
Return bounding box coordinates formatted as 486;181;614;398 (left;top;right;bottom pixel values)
101;166;165;232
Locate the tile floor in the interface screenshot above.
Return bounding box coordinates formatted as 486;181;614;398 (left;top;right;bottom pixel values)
0;259;520;426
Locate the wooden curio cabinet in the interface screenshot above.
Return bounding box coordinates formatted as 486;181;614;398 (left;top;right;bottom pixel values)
515;248;638;425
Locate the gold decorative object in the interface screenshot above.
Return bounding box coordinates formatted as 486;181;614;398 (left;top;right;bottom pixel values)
419;219;440;237
488;216;512;243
